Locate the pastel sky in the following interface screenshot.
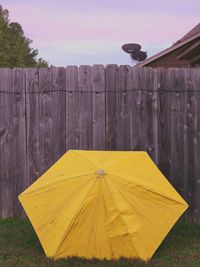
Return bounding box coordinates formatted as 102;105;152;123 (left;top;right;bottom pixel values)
1;0;200;66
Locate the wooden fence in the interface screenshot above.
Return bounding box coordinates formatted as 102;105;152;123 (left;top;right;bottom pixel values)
0;65;200;222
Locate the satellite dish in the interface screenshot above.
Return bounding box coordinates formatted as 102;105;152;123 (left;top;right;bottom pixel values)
131;51;147;61
122;43;147;62
122;43;141;53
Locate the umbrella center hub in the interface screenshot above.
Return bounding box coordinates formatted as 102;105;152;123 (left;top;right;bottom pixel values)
97;169;105;177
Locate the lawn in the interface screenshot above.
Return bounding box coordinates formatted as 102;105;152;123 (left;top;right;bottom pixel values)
0;219;199;267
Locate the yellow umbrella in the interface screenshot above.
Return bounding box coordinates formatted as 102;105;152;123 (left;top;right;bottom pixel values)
19;150;188;261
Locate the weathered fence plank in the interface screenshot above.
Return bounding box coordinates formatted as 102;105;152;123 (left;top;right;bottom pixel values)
39;68;53;175
145;68;158;163
117;65;131;150
105;64;119;150
12;68;26;217
26;68;40;186
131;67;147;150
0;68;14;218
185;69;195;220
170;69;185;196
52;67;66;162
92;65;105;150
157;68;171;179
79;65;93;150
129;67;139;150
184;69;198;221
66;66;79;149
0;70;4;217
195;69;200;223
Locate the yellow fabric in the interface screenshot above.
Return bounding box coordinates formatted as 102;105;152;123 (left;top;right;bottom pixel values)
18;150;188;261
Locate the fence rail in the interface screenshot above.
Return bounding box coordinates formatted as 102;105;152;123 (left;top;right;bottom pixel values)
0;65;200;222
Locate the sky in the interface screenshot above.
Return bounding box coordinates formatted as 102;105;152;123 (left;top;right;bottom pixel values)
1;0;200;66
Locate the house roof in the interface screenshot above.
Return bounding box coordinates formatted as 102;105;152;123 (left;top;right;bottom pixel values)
137;23;200;67
177;23;200;43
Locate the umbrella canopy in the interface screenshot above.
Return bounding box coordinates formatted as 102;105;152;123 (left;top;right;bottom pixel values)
19;150;188;261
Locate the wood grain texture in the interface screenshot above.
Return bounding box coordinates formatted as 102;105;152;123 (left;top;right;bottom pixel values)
12;68;26;217
157;68;171;179
52;67;66;162
170;69;185;196
0;70;4;217
66;66;79;149
145;68;158;163
184;69;198;221
105;64;119;150
0;68;14;218
129;67;139;150
92;65;105;150
78;65;93;150
25;68;40;186
195;68;200;223
131;67;147;151
117;65;131;150
0;69;6;217
39;68;53;175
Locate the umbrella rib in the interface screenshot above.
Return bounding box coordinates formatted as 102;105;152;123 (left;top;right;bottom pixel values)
20;172;96;197
103;178;141;258
54;177;98;258
108;173;186;206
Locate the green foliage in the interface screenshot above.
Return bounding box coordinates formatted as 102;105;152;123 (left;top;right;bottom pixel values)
37;58;49;67
0;5;49;67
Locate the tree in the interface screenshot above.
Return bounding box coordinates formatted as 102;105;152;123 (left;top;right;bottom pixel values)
0;5;49;67
0;6;10;66
37;58;49;67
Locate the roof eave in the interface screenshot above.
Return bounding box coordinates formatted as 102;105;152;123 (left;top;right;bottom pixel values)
137;32;200;67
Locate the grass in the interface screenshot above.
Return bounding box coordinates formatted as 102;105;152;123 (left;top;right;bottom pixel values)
0;219;199;267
